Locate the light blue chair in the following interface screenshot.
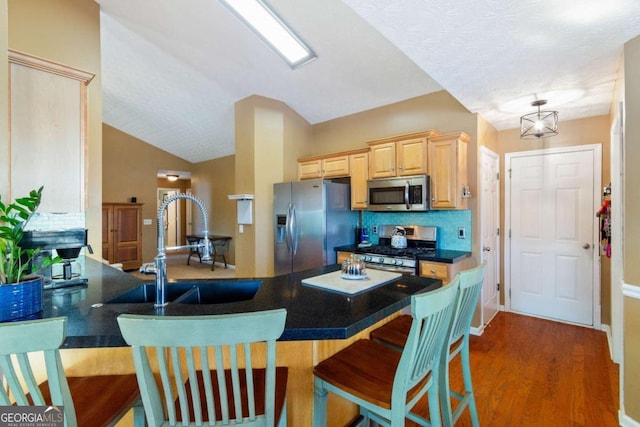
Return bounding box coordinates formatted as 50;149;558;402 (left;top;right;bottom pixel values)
370;262;487;426
0;317;142;427
439;262;485;427
118;309;288;427
313;277;460;426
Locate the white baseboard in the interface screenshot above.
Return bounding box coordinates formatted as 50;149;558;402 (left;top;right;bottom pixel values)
601;324;615;361
620;410;640;427
470;326;483;336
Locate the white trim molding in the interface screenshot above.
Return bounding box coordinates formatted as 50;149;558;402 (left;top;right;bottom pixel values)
620;411;640;427
622;283;640;299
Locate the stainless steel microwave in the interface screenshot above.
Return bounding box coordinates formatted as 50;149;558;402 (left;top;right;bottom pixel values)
367;175;430;211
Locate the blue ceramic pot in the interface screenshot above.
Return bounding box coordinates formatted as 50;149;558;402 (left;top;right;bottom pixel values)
0;276;43;322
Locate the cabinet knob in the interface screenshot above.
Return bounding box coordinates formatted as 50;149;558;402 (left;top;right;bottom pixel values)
430;269;436;274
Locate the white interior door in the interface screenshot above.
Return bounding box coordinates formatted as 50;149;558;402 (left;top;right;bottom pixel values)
480;147;500;327
507;146;600;326
158;189;178;246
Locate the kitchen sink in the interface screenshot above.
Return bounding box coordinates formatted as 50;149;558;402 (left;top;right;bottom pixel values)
103;280;262;305
104;282;196;304
174;280;262;304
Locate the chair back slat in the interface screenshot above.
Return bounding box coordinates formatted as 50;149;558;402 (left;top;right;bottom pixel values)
449;262;487;346
394;277;460;398
0;317;77;427
118;309;287;426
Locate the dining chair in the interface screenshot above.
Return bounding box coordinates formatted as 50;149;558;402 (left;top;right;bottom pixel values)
0;316;143;427
313;277;460;426
370;262;487;427
117;308;288;426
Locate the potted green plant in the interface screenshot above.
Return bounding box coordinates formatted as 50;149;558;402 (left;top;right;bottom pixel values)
0;186;60;321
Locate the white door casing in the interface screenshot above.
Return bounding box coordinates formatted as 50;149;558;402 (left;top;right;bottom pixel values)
505;145;601;327
480;146;500;327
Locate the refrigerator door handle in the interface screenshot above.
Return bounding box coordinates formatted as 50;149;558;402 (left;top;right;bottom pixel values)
290;204;299;255
286;203;294;255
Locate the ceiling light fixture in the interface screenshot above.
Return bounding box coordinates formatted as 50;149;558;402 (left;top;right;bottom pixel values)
520;100;559;139
166;174;179;182
219;0;316;69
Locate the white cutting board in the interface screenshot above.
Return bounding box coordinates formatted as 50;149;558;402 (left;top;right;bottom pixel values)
301;269;401;295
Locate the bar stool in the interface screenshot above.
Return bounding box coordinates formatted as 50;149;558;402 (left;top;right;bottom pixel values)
0;317;143;427
313;278;460;426
370;262;486;427
118;308;288;426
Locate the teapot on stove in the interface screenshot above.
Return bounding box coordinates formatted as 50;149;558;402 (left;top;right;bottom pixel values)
391;226;408;249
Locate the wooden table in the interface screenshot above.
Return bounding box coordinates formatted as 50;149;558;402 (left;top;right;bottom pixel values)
185;234;231;270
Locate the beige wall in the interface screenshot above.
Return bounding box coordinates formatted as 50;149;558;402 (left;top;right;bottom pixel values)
7;0;102;255
102;124;192;263
0;0;7;197
312;91;477;153
191;155;237;266
234;95;313;277
623;35;640;422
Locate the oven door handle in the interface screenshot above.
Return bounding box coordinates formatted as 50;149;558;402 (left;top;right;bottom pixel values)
404;180;410;210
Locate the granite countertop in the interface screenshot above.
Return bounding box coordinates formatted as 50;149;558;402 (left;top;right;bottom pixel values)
45;258;441;348
335;244;472;264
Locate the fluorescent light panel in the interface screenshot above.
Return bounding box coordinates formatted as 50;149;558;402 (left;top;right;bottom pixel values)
220;0;316;68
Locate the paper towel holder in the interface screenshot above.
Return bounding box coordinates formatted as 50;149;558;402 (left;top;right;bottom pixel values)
228;194;254;225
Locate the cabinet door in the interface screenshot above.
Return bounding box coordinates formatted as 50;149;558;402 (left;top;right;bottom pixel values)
9;50;94;213
322;155;350;177
349;152;369;210
298;159;322;180
337;251;352;265
113;205;142;270
397;137;427;176
429;139;457;208
419;261;450;283
429;133;470;209
369;142;396;178
102;205;113;263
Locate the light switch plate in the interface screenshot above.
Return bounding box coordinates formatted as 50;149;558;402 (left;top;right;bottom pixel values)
143;219;152;225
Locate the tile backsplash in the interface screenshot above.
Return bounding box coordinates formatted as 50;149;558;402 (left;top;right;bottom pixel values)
25;212;86;231
362;210;472;251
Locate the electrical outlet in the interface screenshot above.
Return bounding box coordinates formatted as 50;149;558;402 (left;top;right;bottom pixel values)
458;227;466;239
372;225;378;234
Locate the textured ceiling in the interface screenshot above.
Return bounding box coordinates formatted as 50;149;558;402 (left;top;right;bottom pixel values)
98;0;640;163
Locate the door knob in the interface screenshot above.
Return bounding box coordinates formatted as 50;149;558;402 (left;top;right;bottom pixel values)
583;243;591;249
483;246;491;252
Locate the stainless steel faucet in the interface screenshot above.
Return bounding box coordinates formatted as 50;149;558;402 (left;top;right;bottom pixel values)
154;193;211;307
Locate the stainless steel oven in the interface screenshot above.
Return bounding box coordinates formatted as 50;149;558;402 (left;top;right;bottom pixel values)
355;225;437;276
367;175;430;211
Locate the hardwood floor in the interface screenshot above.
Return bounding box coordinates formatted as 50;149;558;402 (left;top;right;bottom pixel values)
411;312;619;427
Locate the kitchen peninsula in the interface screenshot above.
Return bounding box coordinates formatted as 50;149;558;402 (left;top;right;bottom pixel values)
46;257;441;425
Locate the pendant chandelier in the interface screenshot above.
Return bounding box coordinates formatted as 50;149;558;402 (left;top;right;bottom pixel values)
520;100;558;139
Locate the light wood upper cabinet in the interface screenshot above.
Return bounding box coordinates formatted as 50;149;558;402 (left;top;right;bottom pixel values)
349;151;369;210
322;155;350;177
428;132;471;210
298;159;323;180
368;142;396;178
298;154;350;180
9;50;94;212
367;131;438;179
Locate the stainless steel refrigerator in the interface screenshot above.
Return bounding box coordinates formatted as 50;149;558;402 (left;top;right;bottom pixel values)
274;179;358;275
